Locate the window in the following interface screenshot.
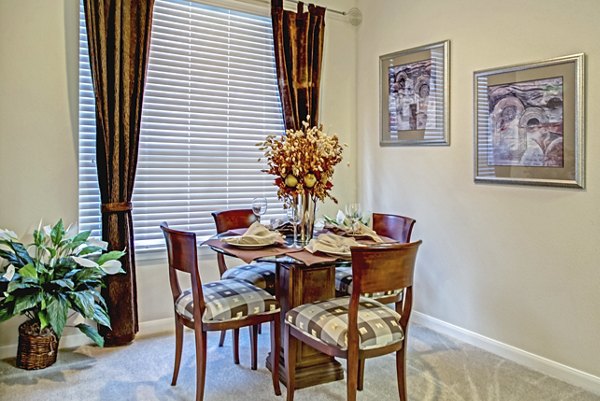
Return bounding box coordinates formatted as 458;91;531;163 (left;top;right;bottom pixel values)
79;0;285;251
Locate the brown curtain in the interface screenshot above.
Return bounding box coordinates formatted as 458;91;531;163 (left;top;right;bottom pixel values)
271;0;326;130
84;0;155;346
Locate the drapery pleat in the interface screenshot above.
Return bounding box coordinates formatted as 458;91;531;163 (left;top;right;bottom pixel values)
271;0;326;130
84;0;155;346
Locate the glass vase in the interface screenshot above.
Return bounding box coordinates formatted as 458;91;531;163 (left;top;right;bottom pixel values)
295;192;316;246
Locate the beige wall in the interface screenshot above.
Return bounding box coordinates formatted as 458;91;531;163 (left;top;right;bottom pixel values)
0;0;357;349
356;0;600;377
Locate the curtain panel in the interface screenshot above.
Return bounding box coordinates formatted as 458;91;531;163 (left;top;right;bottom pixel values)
83;0;155;346
271;0;326;130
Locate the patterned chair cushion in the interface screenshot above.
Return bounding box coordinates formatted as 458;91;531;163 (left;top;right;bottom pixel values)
222;262;276;295
335;267;404;299
176;280;279;323
285;296;403;350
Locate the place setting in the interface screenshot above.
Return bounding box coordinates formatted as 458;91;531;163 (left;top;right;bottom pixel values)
204;205;293;262
323;204;387;243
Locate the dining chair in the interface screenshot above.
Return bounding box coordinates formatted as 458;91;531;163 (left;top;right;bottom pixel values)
334;213;416;390
335;213;416;302
211;209;278;355
284;241;422;401
211;209;277;295
160;222;281;401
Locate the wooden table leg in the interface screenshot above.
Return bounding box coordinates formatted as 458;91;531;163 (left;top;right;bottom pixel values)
266;262;344;389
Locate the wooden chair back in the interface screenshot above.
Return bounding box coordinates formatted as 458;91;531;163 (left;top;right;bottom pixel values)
372;213;416;243
349;241;422;328
211;209;258;276
211;209;258;234
160;222;205;320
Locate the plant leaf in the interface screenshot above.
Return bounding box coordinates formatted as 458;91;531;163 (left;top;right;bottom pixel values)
78;246;103;256
76;323;104;347
13;291;41;315
97;250;125;266
7;280;38;293
71;256;98;268
67;231;91;250
11;242;33;266
39;309;49;330
92;304;111;328
18;263;38;280
69;291;95;319
47;294;68;337
0;301;15;321
50;279;74;290
99;260;124;275
50;219;65;246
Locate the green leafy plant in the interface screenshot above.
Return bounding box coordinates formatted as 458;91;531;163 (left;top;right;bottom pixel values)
0;220;124;347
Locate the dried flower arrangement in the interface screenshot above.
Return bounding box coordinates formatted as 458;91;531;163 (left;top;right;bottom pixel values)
259;119;344;203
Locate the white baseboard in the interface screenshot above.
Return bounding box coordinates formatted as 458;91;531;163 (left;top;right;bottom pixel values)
0;317;175;360
411;311;600;396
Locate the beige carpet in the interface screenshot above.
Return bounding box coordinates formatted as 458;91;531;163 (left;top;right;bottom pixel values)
0;323;598;401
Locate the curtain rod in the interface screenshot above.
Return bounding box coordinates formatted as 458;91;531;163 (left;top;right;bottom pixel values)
233;0;363;25
245;0;345;16
283;0;345;16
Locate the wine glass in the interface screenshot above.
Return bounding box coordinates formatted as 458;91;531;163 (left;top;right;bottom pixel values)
344;203;361;234
286;206;300;247
251;197;268;223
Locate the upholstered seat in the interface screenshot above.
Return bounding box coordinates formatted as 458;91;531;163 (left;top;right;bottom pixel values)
285;296;403;350
175;280;279;322
221;262;276;295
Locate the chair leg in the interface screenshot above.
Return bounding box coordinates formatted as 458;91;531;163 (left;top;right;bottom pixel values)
233;328;240;364
194;329;207;401
347;347;359;401
357;357;365;390
218;330;226;347
285;324;296;401
396;346;407;401
171;319;184;386
271;317;282;396
250;325;258;370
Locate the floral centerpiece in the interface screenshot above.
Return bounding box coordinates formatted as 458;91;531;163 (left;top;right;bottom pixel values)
259;118;344;244
0;220;125;369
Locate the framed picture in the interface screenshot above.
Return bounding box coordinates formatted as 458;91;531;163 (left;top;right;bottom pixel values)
474;54;585;188
380;40;449;146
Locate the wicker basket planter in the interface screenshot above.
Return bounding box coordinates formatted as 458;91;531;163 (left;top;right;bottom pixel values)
16;320;59;370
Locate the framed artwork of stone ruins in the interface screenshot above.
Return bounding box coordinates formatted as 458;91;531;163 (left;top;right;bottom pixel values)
474;53;585;188
380;40;449;146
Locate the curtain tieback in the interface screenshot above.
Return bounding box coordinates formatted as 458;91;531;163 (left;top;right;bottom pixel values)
102;202;133;213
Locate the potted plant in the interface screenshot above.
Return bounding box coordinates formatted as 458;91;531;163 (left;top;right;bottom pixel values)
0;219;124;369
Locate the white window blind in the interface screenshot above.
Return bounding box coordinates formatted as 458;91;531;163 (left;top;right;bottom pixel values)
78;0;285;251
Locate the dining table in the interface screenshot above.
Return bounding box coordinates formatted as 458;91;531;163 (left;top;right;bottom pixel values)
203;227;395;390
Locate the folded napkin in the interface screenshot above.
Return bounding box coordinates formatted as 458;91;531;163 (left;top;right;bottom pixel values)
221;222;285;246
351;222;384;243
305;233;362;256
